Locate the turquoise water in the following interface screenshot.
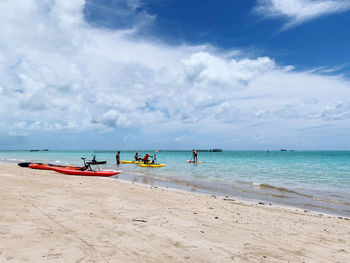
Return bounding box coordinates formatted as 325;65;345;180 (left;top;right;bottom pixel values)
1;150;350;216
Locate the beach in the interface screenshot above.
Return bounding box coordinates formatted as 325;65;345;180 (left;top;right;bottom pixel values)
0;162;349;262
2;150;350;217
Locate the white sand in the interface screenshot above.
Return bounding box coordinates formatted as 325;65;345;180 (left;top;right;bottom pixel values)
0;162;349;262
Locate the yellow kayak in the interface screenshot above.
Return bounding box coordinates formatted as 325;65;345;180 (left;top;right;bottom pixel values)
121;160;149;164
139;163;165;168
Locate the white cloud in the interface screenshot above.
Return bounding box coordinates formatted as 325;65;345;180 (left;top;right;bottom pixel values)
174;135;187;142
0;0;350;148
256;0;350;29
320;101;350;120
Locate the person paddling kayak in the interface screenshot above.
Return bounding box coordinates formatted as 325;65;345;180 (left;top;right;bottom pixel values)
134;152;141;161
143;153;151;164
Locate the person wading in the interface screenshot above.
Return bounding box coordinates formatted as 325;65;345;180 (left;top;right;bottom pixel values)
116;151;120;165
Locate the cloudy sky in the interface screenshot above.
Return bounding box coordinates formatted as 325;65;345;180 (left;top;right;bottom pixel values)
1;0;350;150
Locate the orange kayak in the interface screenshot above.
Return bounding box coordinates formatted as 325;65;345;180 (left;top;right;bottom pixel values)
28;163;82;170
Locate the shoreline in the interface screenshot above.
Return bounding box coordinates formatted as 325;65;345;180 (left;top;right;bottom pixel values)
3;159;350;217
1;162;350;262
115;167;350;218
117;172;347;219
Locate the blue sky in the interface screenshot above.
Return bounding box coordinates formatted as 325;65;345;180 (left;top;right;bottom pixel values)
84;0;350;72
1;0;350;150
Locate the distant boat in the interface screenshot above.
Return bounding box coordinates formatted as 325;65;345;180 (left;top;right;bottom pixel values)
197;149;223;152
280;149;287;151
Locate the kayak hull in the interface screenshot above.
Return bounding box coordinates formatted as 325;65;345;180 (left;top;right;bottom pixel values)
121;160;151;164
52;167;120;177
121;160;144;164
139;164;165;168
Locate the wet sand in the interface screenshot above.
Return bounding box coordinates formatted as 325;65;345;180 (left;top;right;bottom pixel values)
0;162;349;262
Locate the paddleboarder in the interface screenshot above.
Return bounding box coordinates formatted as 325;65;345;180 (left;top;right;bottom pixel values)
192;149;198;162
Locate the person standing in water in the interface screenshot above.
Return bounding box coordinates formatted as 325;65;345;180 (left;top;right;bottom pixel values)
192;149;198;162
116;151;120;165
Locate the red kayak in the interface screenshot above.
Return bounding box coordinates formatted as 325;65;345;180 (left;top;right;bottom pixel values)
28;163;82;170
52;167;120;177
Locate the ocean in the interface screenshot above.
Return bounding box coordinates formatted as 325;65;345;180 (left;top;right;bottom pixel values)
1;150;350;216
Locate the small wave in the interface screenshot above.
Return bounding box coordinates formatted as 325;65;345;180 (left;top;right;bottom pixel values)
1;158;23;162
236;181;312;198
232;185;291;199
0;158;27;163
120;170;211;192
193;174;209;179
259;183;297;193
235;180;253;185
258;184;350;206
258;183;313;198
303;203;350;214
234;182;350;208
311;196;350;206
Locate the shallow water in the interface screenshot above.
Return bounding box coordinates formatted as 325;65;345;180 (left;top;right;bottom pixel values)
1;150;350;216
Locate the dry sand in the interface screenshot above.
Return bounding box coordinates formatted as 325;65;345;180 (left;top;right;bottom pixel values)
0;162;349;262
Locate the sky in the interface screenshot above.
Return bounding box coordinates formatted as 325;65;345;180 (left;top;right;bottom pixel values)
1;0;350;150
